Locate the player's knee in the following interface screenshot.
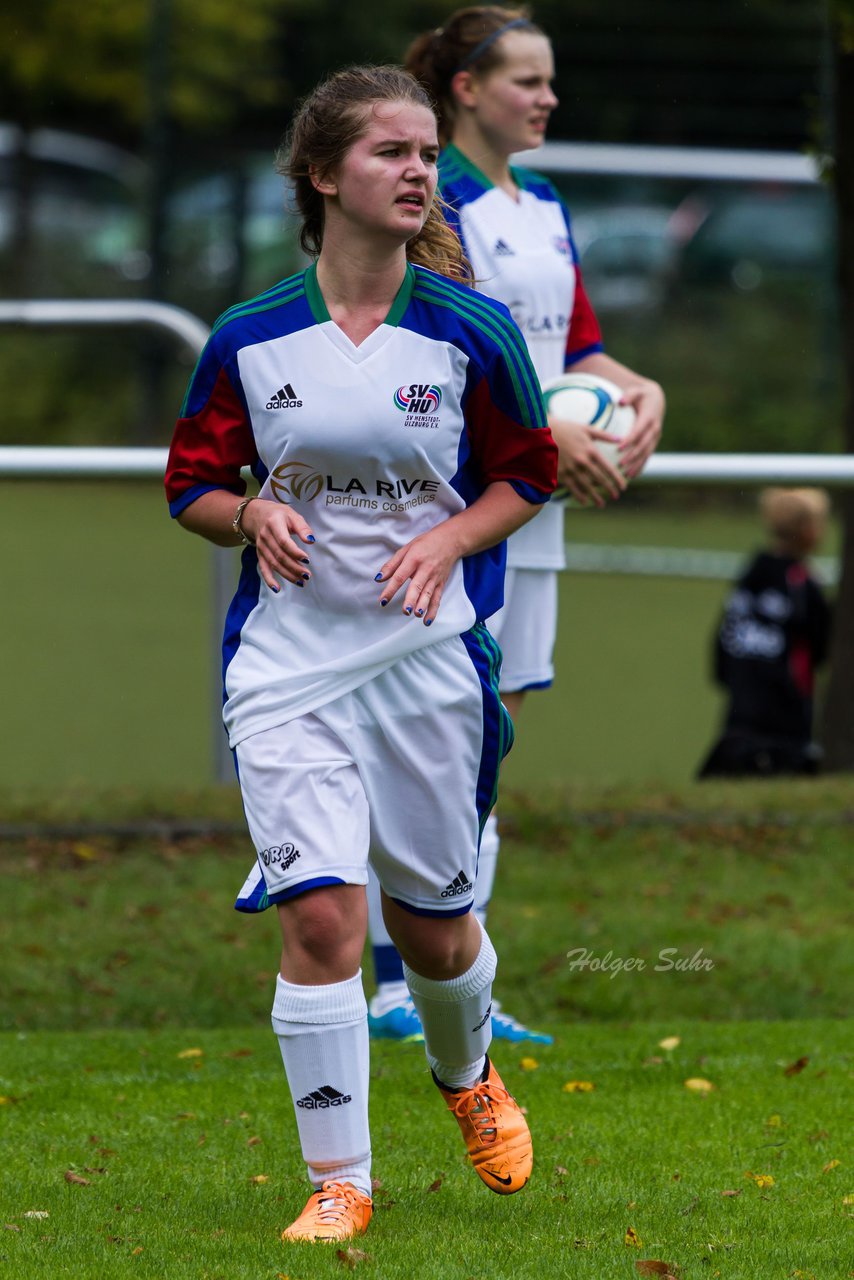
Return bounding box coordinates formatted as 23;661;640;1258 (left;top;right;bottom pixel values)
396;917;474;979
281;887;364;968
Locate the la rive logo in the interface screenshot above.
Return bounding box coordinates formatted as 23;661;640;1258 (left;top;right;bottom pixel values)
269;459;440;513
394;382;442;427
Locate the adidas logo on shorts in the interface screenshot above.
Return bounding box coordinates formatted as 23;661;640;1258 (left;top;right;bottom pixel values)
441;870;472;898
296;1085;352;1110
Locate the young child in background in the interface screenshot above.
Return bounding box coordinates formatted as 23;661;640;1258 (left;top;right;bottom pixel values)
698;487;832;779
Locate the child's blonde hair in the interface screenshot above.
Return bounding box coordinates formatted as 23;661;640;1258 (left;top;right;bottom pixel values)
759;487;829;554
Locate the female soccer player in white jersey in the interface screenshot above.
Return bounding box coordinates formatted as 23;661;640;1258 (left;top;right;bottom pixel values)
165;66;556;1243
362;6;666;1045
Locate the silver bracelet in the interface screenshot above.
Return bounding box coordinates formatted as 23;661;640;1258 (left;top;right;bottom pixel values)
232;496;256;545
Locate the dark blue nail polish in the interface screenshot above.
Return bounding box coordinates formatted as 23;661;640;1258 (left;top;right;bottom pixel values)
295;580;304;588
380;598;388;607
305;535;315;543
271;584;280;594
424;617;433;626
374;573;384;582
300;557;311;565
404;606;413;615
302;573;310;581
415;608;424;617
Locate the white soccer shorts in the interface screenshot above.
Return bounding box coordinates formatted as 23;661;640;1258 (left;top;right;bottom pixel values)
487;568;558;693
234;626;513;917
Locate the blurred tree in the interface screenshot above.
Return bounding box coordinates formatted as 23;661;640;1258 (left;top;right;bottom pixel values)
0;0;288;135
821;0;854;769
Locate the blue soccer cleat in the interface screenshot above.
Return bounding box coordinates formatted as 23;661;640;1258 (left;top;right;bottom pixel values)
491;1006;553;1045
367;995;424;1042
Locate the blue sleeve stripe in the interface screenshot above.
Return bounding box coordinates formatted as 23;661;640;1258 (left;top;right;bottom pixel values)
168;481;242;518
565;341;605;368
414;275;543;429
510;478;552;505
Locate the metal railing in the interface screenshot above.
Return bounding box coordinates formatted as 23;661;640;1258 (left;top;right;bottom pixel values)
4;445;854;782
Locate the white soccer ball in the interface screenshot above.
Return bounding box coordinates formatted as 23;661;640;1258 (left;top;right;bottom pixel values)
541;371;636;491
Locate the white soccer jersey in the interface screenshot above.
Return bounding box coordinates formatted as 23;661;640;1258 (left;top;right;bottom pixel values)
439;145;604;569
166;262;556;748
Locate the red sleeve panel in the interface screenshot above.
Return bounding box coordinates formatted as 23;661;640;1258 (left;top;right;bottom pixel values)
565;269;604;367
165;365;258;517
465;375;558;504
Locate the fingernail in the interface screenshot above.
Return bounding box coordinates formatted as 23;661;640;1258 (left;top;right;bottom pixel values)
374;573;384;582
300;557;311;565
302;572;310;580
306;535;316;544
295;580;304;588
404;606;413;615
415;608;424;617
380;598;388;607
271;584;280;594
424;618;433;626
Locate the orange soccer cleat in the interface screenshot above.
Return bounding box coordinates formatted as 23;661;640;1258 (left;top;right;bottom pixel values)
281;1180;373;1242
434;1056;532;1194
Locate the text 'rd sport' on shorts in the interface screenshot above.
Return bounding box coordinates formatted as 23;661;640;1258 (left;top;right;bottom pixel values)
234;627;514;917
487;568;558;693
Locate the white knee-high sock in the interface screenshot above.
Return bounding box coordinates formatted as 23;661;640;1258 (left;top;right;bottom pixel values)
474;813;500;926
403;922;497;1089
271;971;372;1197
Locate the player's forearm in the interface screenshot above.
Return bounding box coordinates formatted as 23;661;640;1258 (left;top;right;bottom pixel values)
176;489;250;547
441;481;546;558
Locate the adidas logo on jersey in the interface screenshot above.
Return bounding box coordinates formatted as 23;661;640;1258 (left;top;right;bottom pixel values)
441;870;472;898
493;238;515;256
267;383;303;409
296;1085;352;1110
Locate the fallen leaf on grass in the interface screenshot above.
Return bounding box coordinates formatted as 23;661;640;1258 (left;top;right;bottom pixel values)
248;1175;269;1185
4;1224;21;1232
636;1261;679;1277
563;1081;594;1093
131;1246;143;1255
765;1114;783;1128
177;1048;203;1060
247;1136;263;1147
658;1037;681;1052
783;1056;809;1077
684;1078;715;1094
0;1096;22;1106
841;1195;854;1205
744;1171;775;1189
720;1189;741;1197
519;1057;539;1071
823;1160;841;1173
427;1177;444;1192
64;1172;90;1186
225;1049;254;1059
23;1212;49;1219
625;1227;642;1246
336;1245;370;1268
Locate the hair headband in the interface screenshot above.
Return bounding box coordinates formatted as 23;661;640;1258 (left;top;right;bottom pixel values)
454;17;532;74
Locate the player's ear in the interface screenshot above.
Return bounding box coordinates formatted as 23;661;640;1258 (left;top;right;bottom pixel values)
450;70;479;110
310;163;337;197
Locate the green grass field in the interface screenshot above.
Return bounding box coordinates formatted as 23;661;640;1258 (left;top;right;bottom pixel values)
4;480;837;791
1;782;852;1278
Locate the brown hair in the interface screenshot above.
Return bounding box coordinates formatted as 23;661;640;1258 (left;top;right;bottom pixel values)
405;6;543;146
277;65;471;283
759;487;830;555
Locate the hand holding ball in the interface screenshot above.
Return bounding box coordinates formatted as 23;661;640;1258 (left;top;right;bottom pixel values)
541;372;637;505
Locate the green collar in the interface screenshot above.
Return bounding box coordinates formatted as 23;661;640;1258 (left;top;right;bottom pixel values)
304;261;415;328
